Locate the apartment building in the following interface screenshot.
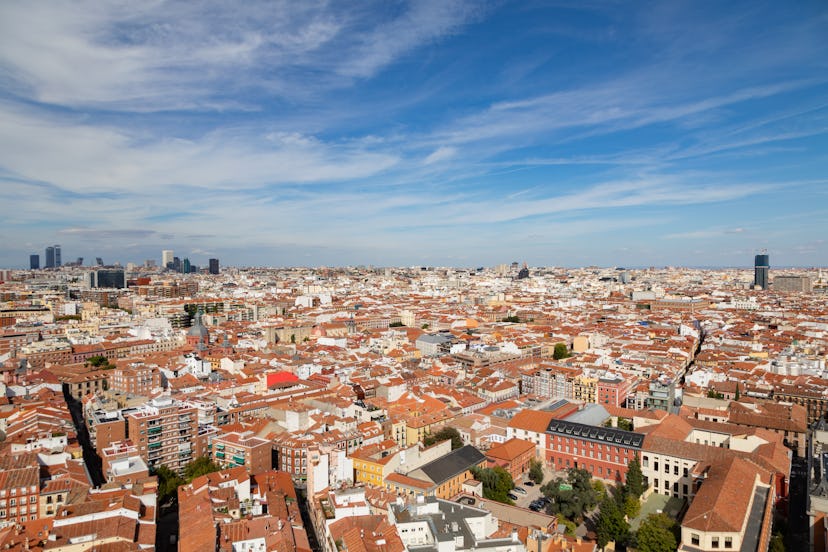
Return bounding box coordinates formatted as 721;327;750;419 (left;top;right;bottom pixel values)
209;431;271;474
125;397;198;474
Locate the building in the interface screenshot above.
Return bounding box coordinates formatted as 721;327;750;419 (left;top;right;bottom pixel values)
162;249;174;269
29;254;39;270
209;258;220;274
108;362;162;396
0;465;40;527
385;445;487;499
389;496;527;552
125;397;199;474
182;257;191;274
88;268;126;289
754;253;769;290
54;244;61;267
774;275;813;292
209;431;272;474
45;246;55;269
545;419;643;482
485;438;536;482
597;373;635;407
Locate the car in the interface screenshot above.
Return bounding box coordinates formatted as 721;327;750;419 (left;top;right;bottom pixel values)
507;493;518;501
513;487;527;494
524;481;535;486
528;504;541;512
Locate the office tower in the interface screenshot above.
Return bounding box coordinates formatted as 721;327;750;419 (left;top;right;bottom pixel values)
172;256;182;273
209;258;220;275
89;269;126;289
182;258;191;274
45;246;55;268
29;254;39;270
76;257;83;266
96;257;104;266
162;250;174;269
754;253;769;290
54;245;61;267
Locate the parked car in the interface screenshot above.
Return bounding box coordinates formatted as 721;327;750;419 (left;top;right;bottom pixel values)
513;487;527;494
507;492;518;501
524;481;535;486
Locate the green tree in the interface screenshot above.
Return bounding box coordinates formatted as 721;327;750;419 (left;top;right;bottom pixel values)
471;466;515;504
636;513;678;552
529;458;545;484
88;355;108;367
556;514;577;537
155;465;185;505
623;494;641;519
501;316;520;323
423;427;464;450
625;455;646;499
592;479;608;502
768;534;785;552
707;389;724;399
553;343;570;360
389;321;405;327
596;496;629;550
735;383;741;401
184;456;222;482
617;417;634;431
541;468;598;522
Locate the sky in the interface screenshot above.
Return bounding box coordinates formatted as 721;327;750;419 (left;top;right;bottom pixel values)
1;1;827;269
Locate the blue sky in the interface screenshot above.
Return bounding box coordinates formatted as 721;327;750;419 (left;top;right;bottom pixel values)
1;1;827;269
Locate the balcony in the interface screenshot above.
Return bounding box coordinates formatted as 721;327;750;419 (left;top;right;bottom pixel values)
148;442;161;449
148;427;162;435
216;452;225;459
232;455;245;464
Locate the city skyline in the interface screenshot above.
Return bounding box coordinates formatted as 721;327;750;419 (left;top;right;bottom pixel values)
1;1;827;268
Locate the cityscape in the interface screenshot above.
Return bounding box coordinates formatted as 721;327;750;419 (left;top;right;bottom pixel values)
2;2;828;552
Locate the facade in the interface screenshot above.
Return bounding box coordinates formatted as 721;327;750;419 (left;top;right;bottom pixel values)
209;431;272;474
0;465;40;528
545;420;643;482
108;363;162;396
485;437;536;482
209;258;220;274
125;397;198;474
162;249;174;269
45;246;55;269
774;275;813;292
754;253;769;290
29;254;39;270
385;445;487;499
597;373;635;407
89;269;126;289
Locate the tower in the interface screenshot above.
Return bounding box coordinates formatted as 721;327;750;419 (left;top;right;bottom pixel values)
54;245;61;267
162;250;174;269
754;252;769;290
209;258;220;275
29;254;39;270
45;246;55;268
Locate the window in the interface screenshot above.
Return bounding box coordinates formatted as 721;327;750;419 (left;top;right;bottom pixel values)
712;537;719;548
654;461;659;471
725;537;733;548
691;534;700;546
674;465;679;475
684;467;689;477
664;463;669;473
643;456;649;468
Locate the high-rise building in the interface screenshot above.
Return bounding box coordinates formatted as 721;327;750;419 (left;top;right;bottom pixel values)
209;258;220;275
774;275;812;292
754;253;769;290
173;256;182;273
96;257;104;266
162;250;174;269
29;254;39;270
182;258;191;274
89;269;126;289
54;244;61;267
45;246;55;268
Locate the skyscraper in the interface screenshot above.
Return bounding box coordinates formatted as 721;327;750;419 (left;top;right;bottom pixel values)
45;246;55;268
754;253;769;290
162;250;174;269
54;245;61;267
209;258;220;275
183;258;191;274
29;254;39;270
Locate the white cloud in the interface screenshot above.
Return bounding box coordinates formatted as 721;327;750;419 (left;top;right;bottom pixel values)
424;146;457;164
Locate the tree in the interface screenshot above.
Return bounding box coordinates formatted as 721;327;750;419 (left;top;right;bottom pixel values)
707;389;724;399
155;465;184;505
541;468;598;522
623;494;641;519
617;417;634;431
735;383;741;401
389;321;405;327
423;427;464;450
768;534;785;552
529;458;544;484
184;456;222;482
596;496;629;550
553;343;570;360
471;466;515;504
501;315;520;323
624;455;646;499
636;513;678;552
